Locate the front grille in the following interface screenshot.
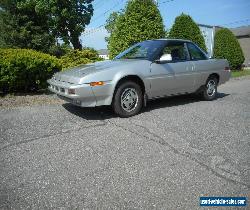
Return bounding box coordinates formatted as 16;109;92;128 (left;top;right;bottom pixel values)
50;84;66;94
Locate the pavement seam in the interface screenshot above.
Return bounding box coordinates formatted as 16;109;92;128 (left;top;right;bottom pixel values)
0;122;107;152
108;119;250;189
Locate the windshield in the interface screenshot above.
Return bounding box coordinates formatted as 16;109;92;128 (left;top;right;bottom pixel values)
115;40;165;61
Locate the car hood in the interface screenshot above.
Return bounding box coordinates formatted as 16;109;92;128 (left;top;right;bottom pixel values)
53;59;144;84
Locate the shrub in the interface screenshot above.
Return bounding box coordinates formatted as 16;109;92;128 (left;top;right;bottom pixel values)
60;48;102;69
48;44;73;58
169;13;207;51
214;28;245;70
0;49;62;92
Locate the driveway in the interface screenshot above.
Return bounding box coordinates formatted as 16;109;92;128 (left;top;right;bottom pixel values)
0;77;249;209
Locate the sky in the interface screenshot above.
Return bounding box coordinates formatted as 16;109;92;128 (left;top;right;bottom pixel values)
81;0;250;50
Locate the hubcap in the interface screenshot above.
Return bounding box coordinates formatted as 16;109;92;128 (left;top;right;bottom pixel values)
207;80;216;96
120;88;138;112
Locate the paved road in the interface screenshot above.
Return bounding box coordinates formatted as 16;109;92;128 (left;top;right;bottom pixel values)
0;77;249;209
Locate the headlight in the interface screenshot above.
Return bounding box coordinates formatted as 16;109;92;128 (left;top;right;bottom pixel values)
68;89;76;95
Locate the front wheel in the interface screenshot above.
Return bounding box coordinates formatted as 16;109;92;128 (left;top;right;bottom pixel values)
202;76;218;100
112;81;143;117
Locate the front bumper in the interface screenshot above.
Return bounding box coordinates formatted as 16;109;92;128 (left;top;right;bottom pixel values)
47;79;97;107
47;79;114;107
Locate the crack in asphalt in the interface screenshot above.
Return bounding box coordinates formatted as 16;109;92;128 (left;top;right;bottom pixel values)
108;119;250;189
0;121;107;152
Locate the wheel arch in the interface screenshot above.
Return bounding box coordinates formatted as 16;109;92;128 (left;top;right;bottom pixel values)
114;75;145;94
112;75;145;103
208;73;220;83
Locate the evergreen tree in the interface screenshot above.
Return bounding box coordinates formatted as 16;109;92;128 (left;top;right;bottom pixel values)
169;13;206;51
214;28;244;70
107;0;165;58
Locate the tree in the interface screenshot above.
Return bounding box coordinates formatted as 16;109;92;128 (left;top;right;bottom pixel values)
169;13;206;51
105;11;121;42
47;0;94;50
107;0;165;58
0;0;54;52
0;0;94;51
214;28;244;70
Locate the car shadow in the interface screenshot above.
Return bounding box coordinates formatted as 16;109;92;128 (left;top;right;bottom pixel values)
62;92;230;120
143;92;229;113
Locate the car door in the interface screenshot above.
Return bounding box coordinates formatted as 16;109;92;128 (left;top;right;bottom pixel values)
149;41;196;98
186;42;210;89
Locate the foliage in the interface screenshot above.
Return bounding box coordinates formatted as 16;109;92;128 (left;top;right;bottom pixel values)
0;0;54;52
48;43;73;58
60;48;102;69
46;0;94;50
168;13;207;51
107;0;165;58
231;69;250;78
214;28;245;70
0;0;94;50
0;49;62;92
105;11;121;42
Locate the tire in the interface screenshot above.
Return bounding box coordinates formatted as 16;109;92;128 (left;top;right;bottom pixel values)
112;81;143;117
202;76;218;101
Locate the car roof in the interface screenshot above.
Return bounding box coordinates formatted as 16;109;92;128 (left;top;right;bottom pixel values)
147;38;193;43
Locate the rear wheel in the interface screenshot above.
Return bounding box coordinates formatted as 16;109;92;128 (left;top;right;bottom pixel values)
202;76;218;100
112;81;143;117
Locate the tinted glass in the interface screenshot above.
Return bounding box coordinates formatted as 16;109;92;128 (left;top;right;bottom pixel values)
161;42;189;61
187;43;207;60
115;40;165;61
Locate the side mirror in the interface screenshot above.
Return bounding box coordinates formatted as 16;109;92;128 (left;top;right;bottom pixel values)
155;54;172;63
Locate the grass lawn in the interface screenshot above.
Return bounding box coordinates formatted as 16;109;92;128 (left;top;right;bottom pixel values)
231;69;250;78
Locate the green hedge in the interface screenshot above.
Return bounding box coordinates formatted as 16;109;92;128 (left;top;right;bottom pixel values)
60;49;102;69
0;48;103;93
0;49;62;92
214;28;245;70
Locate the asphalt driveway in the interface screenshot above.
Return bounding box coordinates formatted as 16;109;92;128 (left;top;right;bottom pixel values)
0;77;249;209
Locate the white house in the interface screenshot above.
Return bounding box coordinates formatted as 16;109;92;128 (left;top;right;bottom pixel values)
98;49;109;60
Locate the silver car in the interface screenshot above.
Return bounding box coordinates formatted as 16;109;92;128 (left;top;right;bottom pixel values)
48;39;231;117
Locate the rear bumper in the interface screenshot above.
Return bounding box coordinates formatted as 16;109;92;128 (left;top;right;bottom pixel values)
219;70;231;85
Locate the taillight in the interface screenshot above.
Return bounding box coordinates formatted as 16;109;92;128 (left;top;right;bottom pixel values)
224;67;230;71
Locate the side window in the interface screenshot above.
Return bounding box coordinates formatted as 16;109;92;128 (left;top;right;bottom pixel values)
161;42;189;62
187;43;207;60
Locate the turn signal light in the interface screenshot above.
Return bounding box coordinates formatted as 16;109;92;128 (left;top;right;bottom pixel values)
68;89;76;95
90;81;104;86
224;67;230;71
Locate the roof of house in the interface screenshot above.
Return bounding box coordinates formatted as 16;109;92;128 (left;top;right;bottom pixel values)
230;25;250;37
98;49;109;55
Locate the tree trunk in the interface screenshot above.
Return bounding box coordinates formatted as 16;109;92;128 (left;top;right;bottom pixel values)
70;32;82;50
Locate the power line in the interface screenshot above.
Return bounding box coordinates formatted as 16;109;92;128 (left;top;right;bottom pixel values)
82;24;105;36
90;0;124;24
82;0;176;37
220;18;250;26
82;0;125;37
158;0;175;5
93;0;103;7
